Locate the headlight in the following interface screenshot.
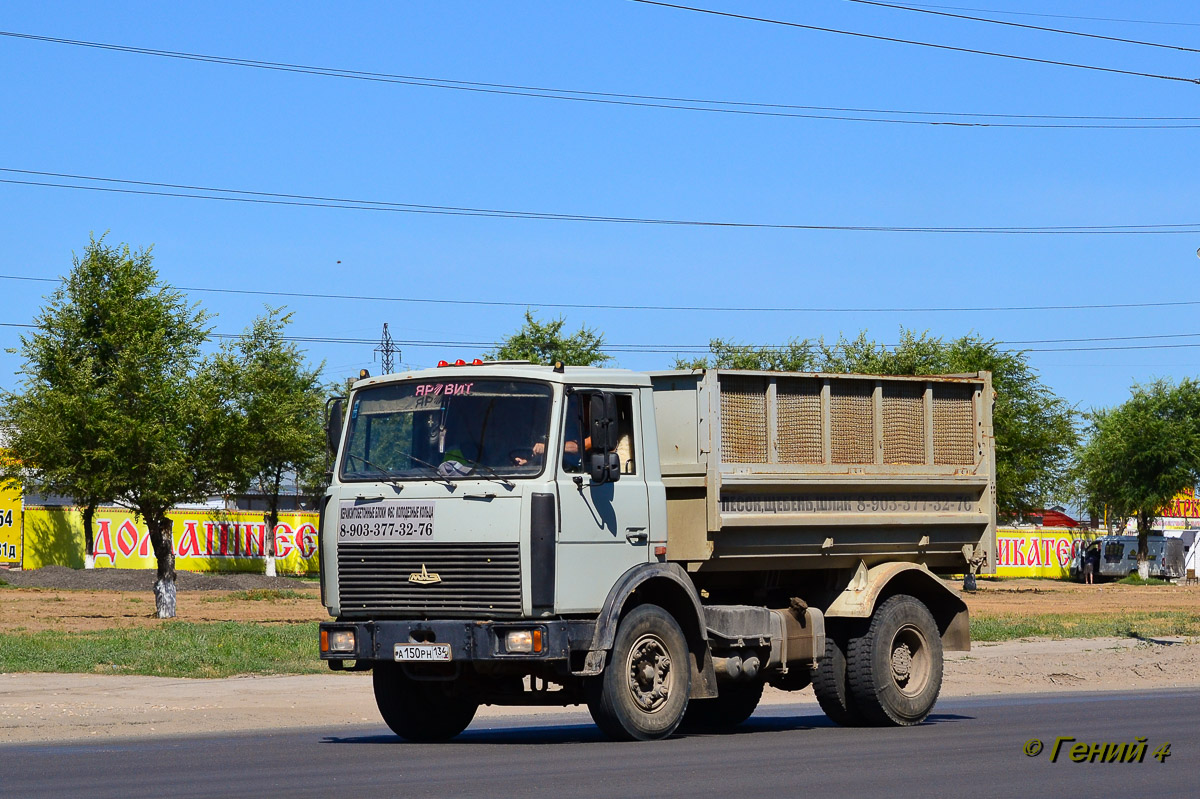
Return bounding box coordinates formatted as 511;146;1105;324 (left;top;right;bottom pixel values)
321;629;356;653
504;629;543;654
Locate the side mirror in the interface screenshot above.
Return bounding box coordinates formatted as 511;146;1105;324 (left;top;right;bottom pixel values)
588;451;621;484
589;393;619;452
325;397;345;455
586;392;620;484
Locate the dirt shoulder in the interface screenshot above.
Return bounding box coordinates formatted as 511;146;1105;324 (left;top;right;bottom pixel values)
6;569;1200;635
960;576;1200;615
0;566;324;633
2;636;1196;745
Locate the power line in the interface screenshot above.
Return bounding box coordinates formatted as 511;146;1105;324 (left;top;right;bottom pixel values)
9;318;1200;356
844;0;1200;53
899;4;1200;29
627;0;1200;85
0;29;1195;128
5;272;1200;316
3;168;1200;235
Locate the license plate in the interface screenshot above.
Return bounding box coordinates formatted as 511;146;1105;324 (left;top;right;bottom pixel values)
394;643;452;662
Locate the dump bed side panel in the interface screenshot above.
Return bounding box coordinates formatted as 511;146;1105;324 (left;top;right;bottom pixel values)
650;370;997;575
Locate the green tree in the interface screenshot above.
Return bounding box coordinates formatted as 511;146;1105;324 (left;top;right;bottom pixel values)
680;329;1077;517
1073;379;1200;566
676;337;813;371
0;239;122;567
215;307;326;576
487;310;611;366
5;237;237;617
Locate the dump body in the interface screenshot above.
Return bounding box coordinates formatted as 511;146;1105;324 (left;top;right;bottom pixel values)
651;370;997;576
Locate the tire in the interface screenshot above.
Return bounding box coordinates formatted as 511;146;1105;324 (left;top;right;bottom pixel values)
810;626;866;726
846;594;943;727
372;663;479;742
681;678;764;731
586;604;691;741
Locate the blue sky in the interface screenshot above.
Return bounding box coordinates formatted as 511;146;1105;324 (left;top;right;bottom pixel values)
2;1;1199;413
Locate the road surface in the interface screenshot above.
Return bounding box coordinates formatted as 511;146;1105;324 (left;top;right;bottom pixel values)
2;689;1195;799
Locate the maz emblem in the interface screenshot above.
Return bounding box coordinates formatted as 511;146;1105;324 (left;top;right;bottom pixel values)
408;564;442;585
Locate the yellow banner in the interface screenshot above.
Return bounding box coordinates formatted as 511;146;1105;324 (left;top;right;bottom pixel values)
0;482;21;567
995;527;1097;578
1162;487;1200;519
21;506;320;575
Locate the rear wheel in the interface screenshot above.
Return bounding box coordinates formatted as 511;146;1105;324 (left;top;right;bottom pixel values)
373;663;479;742
587;604;691;741
681;678;764;731
810;624;866;726
846;594;943;726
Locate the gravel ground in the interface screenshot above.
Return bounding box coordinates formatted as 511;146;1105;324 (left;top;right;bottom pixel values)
0;565;314;592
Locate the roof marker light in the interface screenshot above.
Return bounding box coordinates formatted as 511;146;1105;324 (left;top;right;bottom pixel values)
437;360;449;368
454;359;466;366
472;359;483;365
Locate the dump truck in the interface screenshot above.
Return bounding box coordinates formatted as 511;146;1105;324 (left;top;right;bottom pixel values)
318;364;997;741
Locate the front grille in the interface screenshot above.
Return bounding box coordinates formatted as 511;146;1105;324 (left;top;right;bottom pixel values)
337;542;522;617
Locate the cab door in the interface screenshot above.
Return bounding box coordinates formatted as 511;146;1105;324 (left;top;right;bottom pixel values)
554;388;650;613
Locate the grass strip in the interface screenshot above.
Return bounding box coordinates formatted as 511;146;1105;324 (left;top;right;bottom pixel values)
1116;575;1171;586
201;588;313;602
971;611;1200;642
0;621;325;678
2;612;1198;678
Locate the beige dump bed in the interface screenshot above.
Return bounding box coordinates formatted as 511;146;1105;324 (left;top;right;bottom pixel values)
650;370;997;575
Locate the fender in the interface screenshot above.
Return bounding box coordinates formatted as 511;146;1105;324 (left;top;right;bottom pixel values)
579;562;717;697
826;561;971;651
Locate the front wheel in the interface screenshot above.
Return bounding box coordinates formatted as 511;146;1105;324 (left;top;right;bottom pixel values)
587;604;691;741
846;594;943;726
373;663;479;742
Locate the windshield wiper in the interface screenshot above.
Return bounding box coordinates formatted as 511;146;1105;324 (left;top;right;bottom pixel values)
455;456;515;489
399;452;455;488
344;453;403;490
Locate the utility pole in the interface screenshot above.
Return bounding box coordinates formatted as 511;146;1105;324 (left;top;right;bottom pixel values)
374;323;398;374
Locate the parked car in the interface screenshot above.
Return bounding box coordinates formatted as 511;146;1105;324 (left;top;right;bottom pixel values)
1072;535;1184;581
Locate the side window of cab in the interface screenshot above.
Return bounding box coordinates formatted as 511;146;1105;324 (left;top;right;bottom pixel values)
561;391;637;474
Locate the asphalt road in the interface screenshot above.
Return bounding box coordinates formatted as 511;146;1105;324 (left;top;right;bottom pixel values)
3;689;1196;799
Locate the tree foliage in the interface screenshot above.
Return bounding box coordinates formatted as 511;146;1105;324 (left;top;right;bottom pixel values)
214;307;326;574
678;329;1078;516
0;238;124;558
487;310;611;366
2;237;239;616
1073;379;1200;559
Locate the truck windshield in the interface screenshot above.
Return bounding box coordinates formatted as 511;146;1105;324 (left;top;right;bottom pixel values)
340;379;554;481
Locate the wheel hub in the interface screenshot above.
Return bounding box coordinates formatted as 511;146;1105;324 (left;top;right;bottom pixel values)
627;634;673;713
889;624;930;697
891;643;913;682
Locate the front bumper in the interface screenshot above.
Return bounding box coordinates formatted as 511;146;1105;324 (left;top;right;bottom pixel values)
319;619;596;666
